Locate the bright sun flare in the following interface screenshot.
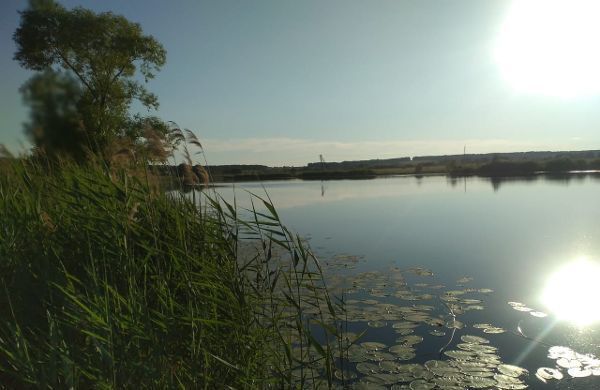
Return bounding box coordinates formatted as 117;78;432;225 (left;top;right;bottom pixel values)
494;0;600;97
541;258;600;326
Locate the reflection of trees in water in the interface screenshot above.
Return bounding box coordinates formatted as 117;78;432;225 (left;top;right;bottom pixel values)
487;172;600;192
447;177;459;187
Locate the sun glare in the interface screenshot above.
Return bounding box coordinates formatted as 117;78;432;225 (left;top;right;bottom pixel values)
494;0;600;97
541;258;600;326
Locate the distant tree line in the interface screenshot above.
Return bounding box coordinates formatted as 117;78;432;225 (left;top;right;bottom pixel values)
448;157;600;177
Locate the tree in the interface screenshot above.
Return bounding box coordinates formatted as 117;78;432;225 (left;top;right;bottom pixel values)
20;69;88;161
14;0;167;158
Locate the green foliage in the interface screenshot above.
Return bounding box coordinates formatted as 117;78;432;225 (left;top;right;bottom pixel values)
14;0;167;157
20;69;88;162
0;160;343;388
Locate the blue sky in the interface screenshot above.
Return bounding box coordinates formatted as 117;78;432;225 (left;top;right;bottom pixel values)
2;0;600;165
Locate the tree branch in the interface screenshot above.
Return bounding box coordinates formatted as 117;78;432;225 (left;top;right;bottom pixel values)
54;48;96;100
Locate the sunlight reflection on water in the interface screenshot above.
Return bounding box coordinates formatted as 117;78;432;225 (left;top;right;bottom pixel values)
542;257;600;326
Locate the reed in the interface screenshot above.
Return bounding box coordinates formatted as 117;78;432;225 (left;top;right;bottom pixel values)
0;155;347;388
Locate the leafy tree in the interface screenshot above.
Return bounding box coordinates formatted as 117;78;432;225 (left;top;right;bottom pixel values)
20;69;88;161
14;0;167;158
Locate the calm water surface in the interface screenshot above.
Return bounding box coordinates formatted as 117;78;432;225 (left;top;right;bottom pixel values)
213;174;600;389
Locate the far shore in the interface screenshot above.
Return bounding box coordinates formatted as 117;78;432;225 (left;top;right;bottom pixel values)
157;149;600;186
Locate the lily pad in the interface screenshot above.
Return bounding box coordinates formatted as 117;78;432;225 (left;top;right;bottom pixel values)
361;342;387;351
409;379;435;390
460;335;489;344
356;362;381;375
568;367;592;378
535;367;563;381
429;329;446;337
497;364;528;378
482;326;505;334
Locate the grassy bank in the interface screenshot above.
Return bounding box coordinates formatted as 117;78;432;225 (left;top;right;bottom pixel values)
0;158;345;388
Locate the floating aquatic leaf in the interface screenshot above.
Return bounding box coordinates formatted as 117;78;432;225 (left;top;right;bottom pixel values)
494;374;525;384
456;343;497;354
423;317;445;327
361;342;387;351
368;352;396;362
396;351;417;361
445;319;464;329
472;323;492;329
379;360;399;372
556;357;581;369
389;345;414;354
426;362;460;376
535;367;563;381
494;382;528;389
432;376;464;386
456;360;489;368
462;376;497;388
444;290;466;296
429;329;446;337
456;276;473;284
548;345;574;359
477;288;494;294
482;326;505;334
529;311;547;318
409;379;435;390
374;372;402;385
408;268;434;277
368;320;387;328
460;298;482;304
498;364;528;378
444;350;473;359
568;367;592;378
392;321;419;329
424;360;448;370
334;369;358;380
356;362;381;375
460;335;489;344
348;354;368;363
356;376;388;389
396;335;423;346
464;370;494;378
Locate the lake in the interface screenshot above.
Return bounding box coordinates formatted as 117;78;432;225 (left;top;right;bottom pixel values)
211;174;600;389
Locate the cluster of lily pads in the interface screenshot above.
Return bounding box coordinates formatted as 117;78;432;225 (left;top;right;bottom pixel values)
536;346;600;381
333;334;529;389
507;301;548;318
283;249;600;389
506;300;600;382
288;262;532;388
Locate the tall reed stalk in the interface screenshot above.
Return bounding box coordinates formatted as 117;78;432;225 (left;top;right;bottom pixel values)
0;156;347;388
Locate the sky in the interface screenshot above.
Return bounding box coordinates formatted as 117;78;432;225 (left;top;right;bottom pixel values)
1;0;600;166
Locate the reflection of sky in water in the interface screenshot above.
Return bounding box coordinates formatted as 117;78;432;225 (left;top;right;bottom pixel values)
206;174;600;387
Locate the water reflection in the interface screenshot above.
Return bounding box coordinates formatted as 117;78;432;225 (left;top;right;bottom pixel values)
210;173;600;210
201;173;600;386
541;258;600;326
489;172;600;191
